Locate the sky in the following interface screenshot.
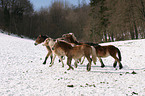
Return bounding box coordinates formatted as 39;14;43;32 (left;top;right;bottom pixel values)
30;0;90;11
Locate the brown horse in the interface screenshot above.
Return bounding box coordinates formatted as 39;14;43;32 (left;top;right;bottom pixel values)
62;33;98;64
52;40;97;71
34;35;53;64
94;45;123;69
62;33;123;69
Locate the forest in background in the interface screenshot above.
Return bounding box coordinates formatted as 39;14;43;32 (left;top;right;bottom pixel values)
0;0;145;42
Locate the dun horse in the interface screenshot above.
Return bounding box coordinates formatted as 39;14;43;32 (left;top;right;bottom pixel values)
43;38;67;67
51;40;97;71
34;35;53;64
62;33;123;69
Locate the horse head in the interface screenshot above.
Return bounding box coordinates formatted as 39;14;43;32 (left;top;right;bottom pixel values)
62;33;78;43
34;35;48;45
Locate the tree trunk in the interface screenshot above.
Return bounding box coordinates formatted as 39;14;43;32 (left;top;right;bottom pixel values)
133;21;138;39
130;26;135;39
111;32;114;42
104;30;107;42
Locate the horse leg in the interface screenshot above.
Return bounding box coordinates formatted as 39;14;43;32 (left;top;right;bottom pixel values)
43;52;52;64
49;54;56;67
111;55;123;69
86;56;92;71
43;57;48;64
74;60;78;68
50;54;53;64
67;57;74;70
58;56;65;67
113;61;117;68
58;56;63;62
80;57;85;65
119;63;123;69
98;57;105;68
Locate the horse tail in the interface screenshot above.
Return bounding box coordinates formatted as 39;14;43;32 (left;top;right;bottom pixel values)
117;48;122;61
91;46;97;63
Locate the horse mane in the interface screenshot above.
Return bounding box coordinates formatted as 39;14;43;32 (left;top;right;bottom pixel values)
69;33;77;42
85;42;99;46
68;33;81;44
41;35;48;40
57;40;73;49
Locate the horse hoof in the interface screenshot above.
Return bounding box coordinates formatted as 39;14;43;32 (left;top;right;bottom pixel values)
87;65;91;71
67;67;74;70
113;64;117;68
119;66;123;69
113;65;116;68
49;65;52;67
67;68;70;70
43;62;46;64
74;65;77;68
87;68;91;71
101;65;105;68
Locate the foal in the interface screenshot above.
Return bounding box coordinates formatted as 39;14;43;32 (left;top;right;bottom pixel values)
34;35;53;64
52;40;97;71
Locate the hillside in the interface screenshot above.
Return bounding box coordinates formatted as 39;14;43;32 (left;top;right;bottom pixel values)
0;32;145;96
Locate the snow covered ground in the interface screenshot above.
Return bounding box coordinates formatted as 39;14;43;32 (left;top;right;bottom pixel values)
0;32;145;96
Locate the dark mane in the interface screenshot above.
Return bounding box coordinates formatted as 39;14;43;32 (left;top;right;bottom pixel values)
41;35;48;41
57;40;73;50
85;42;98;46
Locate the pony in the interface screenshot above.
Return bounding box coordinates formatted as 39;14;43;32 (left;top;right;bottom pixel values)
94;44;123;69
43;37;67;67
51;40;97;71
62;33;98;64
34;35;53;64
62;33;123;69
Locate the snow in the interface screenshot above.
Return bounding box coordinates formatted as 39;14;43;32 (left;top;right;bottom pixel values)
0;32;145;96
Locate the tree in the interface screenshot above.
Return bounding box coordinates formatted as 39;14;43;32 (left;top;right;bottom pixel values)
90;0;109;42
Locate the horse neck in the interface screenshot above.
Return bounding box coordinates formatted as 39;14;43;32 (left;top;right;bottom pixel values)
94;45;101;49
49;39;56;48
67;37;80;44
57;41;73;51
42;36;48;41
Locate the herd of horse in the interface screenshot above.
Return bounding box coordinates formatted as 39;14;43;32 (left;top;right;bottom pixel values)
34;33;123;71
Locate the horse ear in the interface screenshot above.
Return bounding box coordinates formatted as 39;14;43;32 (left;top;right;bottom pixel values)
56;40;60;43
40;35;44;37
46;35;49;38
69;33;74;35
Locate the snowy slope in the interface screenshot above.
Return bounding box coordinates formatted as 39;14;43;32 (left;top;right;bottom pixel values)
0;32;145;96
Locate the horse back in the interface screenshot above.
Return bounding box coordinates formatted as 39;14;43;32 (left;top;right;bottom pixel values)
95;45;110;57
67;44;92;59
56;40;73;51
107;45;118;54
